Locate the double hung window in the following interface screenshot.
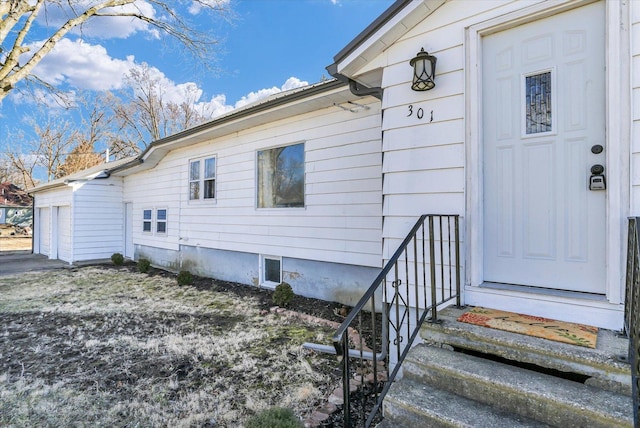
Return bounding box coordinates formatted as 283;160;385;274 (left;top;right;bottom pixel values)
189;156;216;201
156;209;167;234
143;209;152;233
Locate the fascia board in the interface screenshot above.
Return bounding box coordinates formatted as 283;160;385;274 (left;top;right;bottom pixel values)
336;0;446;80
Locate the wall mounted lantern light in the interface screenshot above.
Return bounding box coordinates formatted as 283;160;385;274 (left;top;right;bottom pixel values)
410;48;437;91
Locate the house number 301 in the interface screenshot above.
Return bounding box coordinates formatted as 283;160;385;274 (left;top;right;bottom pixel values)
407;105;434;122
407;104;424;119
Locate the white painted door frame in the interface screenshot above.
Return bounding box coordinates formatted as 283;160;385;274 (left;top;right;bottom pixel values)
465;0;630;305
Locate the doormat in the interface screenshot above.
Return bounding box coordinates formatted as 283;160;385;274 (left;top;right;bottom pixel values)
457;307;598;348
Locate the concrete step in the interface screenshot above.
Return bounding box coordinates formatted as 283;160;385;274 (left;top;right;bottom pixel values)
421;306;631;395
382;377;551;428
402;344;634;428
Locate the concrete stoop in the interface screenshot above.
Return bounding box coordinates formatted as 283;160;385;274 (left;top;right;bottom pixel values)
381;307;634;428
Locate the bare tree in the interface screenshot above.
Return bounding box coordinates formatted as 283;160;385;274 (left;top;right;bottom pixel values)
7;115;76;187
0;0;230;101
2;72;210;186
57;141;103;177
109;63;210;149
0;157;25;185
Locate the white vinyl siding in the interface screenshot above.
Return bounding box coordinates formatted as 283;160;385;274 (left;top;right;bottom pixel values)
32;179;124;262
374;0;520;260
33;188;72;258
72;179;124;260
123;94;382;267
630;1;640;213
123;157;183;252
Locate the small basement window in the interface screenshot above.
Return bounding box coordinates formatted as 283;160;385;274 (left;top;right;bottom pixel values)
261;255;282;286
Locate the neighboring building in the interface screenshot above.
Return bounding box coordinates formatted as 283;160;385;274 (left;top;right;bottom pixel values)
0;182;32;228
29;0;634;331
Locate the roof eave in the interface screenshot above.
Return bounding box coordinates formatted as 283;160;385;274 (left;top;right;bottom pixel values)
112;79;359;176
327;0;446;89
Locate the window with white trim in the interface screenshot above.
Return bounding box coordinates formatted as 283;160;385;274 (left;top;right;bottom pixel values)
189;156;216;201
156;209;167;234
143;208;167;235
261;255;282;286
257;143;304;208
143;209;152;233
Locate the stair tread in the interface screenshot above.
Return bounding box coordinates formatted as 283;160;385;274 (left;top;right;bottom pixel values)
422;307;631;395
425;307;628;371
384;377;552;427
405;344;633;425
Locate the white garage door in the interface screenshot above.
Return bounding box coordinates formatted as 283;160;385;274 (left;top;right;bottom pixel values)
57;206;72;262
39;207;50;256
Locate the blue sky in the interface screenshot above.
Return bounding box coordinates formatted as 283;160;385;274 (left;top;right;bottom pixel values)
0;0;393;166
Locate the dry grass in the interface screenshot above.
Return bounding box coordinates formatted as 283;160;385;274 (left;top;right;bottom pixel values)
0;266;339;427
0;237;32;252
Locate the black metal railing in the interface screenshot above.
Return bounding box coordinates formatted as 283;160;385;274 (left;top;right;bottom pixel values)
332;214;461;427
625;217;640;426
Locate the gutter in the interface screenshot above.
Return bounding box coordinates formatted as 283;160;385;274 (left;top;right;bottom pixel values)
101;158;144;176
135;79;347;161
30;79;348;189
326;63;383;100
325;0;411;100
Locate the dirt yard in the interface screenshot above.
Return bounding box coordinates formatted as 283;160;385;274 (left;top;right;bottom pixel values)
0;224;32;252
0;264;345;427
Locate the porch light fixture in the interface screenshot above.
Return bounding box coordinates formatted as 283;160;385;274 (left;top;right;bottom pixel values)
410;48;437;91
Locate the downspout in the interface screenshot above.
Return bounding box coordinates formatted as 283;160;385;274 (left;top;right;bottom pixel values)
306;63;386;361
326;63;383;100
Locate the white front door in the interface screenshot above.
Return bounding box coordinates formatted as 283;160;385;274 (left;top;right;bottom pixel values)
482;2;606;293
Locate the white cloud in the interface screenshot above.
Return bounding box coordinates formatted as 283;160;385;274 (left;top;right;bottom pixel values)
194;94;235;118
188;0;231;15
233;77;309;109
22;37;309;123
281;77;309;91
192;77;309;119
29;39;136;91
37;0;158;40
10;88;77;110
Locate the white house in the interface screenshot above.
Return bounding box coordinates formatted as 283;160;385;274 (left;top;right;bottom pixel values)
30;0;637;331
324;0;634;331
30;81;384;305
